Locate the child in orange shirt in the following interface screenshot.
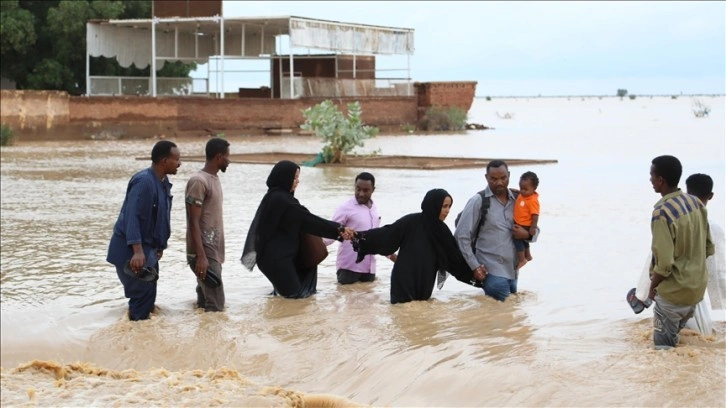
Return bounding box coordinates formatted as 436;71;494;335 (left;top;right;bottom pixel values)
514;171;540;269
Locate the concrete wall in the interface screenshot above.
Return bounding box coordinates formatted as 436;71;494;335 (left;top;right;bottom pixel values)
0;90;70;132
1;81;475;140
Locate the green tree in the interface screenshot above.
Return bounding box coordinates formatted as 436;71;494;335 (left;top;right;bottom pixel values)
1;0;194;93
0;0;37;87
301;100;379;164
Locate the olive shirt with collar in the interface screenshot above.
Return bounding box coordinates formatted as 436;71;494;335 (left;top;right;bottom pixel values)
650;189;714;306
455;186;518;280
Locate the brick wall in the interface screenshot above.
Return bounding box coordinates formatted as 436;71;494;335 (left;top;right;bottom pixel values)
70;96;179;121
414;81;478;119
171;97;417;131
1;83;473;140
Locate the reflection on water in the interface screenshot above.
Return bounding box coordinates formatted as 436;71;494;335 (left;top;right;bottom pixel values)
1;97;725;406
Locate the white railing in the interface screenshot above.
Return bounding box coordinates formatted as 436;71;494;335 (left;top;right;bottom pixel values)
280;76;304;99
300;78;413;98
88;77;208;96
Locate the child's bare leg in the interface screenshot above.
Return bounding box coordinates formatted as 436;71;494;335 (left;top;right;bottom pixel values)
525;247;533;261
516;250;528;269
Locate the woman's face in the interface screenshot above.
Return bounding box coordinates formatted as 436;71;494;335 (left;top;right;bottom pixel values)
291;169;300;192
439;196;452;221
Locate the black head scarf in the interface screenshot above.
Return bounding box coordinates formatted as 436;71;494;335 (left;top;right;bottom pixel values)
419;188;464;288
241;160;302;270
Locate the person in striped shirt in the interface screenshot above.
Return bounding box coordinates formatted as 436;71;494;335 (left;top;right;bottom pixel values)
647;155;714;350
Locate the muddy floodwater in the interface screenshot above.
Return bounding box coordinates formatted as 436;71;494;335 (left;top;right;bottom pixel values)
1;96;724;407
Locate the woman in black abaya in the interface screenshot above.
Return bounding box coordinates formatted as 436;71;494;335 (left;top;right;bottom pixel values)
352;188;478;304
241;160;353;298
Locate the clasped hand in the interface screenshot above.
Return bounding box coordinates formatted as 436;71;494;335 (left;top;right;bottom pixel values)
473;265;487;281
339;227;357;241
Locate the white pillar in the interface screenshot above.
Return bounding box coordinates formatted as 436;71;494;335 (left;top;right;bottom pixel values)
352;28;357;79
241;23;245;56
151;18;157;97
220;17;225;99
407;53;411;96
85;39;90;96
289;46;294;99
260;24;265;54
287;21;294;99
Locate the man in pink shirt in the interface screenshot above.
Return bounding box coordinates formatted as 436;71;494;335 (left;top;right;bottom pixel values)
325;172;395;284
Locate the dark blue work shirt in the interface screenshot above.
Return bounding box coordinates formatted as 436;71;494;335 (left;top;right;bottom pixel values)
106;168;173;267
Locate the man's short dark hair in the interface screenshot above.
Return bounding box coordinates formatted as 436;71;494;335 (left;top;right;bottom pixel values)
206;137;230;161
151;140;177;163
355;172;375;188
651;155;682;188
487;159;508;173
686;173;713;200
521;171;539;188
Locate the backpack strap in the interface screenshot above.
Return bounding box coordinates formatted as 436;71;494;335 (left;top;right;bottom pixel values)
470;190;489;251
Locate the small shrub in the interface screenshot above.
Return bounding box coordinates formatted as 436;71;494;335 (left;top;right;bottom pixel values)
301;100;379;164
617;89;628;97
629;94;637;100
485;96;491;101
1;124;15;146
401;123;416;133
692;98;711;118
418;106;468;131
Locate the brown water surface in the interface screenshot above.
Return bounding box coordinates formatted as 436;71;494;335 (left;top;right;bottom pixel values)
1;97;724;407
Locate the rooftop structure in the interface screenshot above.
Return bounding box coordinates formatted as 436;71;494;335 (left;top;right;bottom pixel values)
86;15;414;98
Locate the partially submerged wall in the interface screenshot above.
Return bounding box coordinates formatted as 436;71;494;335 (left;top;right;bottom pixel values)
1;81;475;140
414;81;478;119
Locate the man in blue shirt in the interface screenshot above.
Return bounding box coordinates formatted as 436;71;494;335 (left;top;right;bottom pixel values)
107;140;181;320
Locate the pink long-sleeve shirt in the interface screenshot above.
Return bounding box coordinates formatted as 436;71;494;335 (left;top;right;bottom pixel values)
324;197;381;274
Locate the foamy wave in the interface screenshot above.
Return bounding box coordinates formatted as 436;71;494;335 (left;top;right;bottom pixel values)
1;360;367;407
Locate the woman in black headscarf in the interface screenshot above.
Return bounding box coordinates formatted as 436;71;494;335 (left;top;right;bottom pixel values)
352;188;477;304
242;160;354;298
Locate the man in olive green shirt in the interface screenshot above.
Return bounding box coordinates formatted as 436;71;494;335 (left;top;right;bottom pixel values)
647;155;714;350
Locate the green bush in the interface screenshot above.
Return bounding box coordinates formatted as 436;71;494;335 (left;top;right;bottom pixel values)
300;100;379;164
418;106;468;131
1;124;15;146
401;123;416;133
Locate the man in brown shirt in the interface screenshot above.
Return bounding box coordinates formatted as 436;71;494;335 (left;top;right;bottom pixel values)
186;137;230;312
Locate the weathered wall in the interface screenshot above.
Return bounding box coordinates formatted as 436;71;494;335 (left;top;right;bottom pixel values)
1;81;476;140
0;90;70;131
153;0;221;18
171;97;416;131
1;91;419;139
414;81;478;118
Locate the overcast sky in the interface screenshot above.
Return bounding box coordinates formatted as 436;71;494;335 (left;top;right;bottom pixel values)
213;1;724;96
